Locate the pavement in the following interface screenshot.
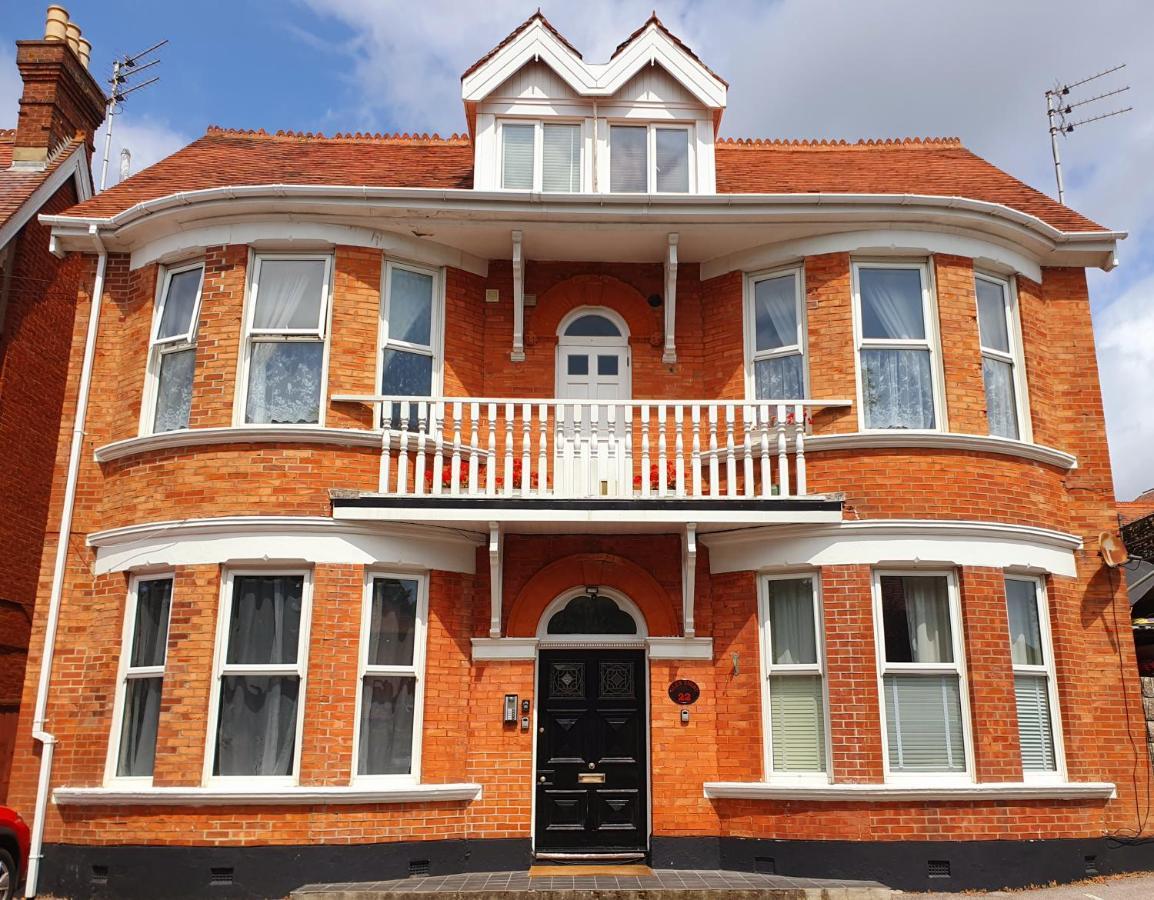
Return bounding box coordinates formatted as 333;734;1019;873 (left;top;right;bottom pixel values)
907;871;1154;899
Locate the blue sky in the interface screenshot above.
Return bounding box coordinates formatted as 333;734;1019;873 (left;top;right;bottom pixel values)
2;0;1151;498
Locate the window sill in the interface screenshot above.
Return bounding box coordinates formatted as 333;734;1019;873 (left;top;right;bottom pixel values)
805;431;1076;469
94;426;382;463
702;780;1115;802
53;782;482;806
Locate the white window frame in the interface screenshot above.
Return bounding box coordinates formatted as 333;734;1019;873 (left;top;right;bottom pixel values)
743;265;808;401
497;118;586;192
1004;573;1066;781
105;573;175;786
756;572;831;782
234;252;334;428
375;259;445;428
203;568;313;788
608;122;695;194
975;271;1033;443
351;570;430;786
140;262;204;435
872;568;974;782
851;259;948;432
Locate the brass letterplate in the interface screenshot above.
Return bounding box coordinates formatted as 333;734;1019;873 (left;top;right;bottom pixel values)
577;772;606;784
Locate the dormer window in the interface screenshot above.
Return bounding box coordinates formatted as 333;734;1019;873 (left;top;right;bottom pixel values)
610;124;691;193
500;120;582;192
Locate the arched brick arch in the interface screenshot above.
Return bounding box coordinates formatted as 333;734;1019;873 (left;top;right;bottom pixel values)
506;552;679;637
531;274;658;345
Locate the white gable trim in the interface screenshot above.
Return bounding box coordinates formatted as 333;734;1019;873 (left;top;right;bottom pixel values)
1;144;91;253
462;19;726;110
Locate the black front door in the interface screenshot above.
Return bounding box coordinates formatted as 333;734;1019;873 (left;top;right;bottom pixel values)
534;648;647;854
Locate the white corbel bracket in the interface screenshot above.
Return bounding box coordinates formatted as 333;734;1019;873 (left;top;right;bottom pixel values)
682;522;696;638
511;230;525;362
488;522;503;638
663;233;678;364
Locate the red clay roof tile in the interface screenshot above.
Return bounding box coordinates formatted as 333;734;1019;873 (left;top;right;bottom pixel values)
0;131;83;231
56;126;1106;234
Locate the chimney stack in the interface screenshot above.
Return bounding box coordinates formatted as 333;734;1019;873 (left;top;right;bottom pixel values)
10;5;107;167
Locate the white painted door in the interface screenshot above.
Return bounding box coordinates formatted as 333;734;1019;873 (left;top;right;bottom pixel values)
556;343;631;497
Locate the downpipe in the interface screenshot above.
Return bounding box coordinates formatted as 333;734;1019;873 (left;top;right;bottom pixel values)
25;228;107;898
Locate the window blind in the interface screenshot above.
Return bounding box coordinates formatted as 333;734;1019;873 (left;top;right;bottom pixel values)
1014;674;1055;772
770;674;825;771
610;126;647;192
884;673;965;772
543;123;581;192
502;124;534;190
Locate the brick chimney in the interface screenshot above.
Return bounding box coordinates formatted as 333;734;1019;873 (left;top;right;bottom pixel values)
11;5;106;167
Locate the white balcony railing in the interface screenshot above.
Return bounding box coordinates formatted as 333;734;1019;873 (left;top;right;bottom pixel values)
333;396;852;501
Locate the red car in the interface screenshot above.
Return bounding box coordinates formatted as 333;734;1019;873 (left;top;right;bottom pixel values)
0;806;29;900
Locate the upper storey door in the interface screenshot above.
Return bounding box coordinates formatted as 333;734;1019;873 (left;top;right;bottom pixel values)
556;310;631;497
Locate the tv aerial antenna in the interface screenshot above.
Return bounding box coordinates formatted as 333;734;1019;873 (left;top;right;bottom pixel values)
98;38;169;191
1045;64;1132;205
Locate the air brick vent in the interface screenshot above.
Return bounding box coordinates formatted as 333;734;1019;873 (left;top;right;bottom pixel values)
90;865;109;885
928;860;951;879
409;859;431;877
210;867;235;886
754;856;776;874
1085;855;1099;876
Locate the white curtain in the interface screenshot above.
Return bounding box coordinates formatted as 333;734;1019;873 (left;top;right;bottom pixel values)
768;579;816;665
215;576;303;777
655;128;689;192
610;126;647;192
154;348;195;433
983;357;1019;439
754;274;798;351
862;348;935;429
253;259;324;330
859;268;925;339
245;341;323;424
903;576;952;664
755;355;803;401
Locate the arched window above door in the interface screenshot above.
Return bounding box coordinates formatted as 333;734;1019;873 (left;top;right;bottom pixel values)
537;589;647;638
563;314;622;338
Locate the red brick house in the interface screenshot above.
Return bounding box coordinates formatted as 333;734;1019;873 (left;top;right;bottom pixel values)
0;7;103;803
7;10;1150;898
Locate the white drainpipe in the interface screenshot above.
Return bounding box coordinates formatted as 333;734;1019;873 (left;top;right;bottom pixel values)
25;225;107;898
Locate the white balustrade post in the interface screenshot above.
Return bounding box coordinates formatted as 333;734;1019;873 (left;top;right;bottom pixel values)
640;405;651;499
708;405;720;498
572;404;584;498
589;402;602;497
624;404;634;500
691;405;702;498
674;405;686;497
742;404;754;498
414;401;428;496
538;402;549;495
758;403;771;499
657;403;668;498
556;403;569;498
776;403;789;497
431;401;445;496
794;402;807;496
521;402;532;498
450;401;463;497
605;404;617;497
503;403;514;496
725;403;737;498
397;400;411;496
380;400;393;494
486;403;497;496
469;402;480;494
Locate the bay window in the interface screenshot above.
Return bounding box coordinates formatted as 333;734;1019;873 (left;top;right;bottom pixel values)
854;262;942;430
758;575;827;776
144;263;203;433
209;571;310;782
875;572;970;775
747;268;805;399
500;120;583;192
976;273;1027;440
109;576;173;781
1005;576;1062;775
610;124;691;193
355;574;427;779
241;255;331;425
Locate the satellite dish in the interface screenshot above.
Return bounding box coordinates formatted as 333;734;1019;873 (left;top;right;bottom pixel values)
1100;531;1130;568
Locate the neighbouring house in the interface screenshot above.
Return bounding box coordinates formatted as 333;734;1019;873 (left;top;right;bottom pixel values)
0;6;103;803
5;9;1150;898
1122;489;1154;674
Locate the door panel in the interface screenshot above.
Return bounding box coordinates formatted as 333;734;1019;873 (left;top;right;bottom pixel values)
535;649;647;853
557;346;631;496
